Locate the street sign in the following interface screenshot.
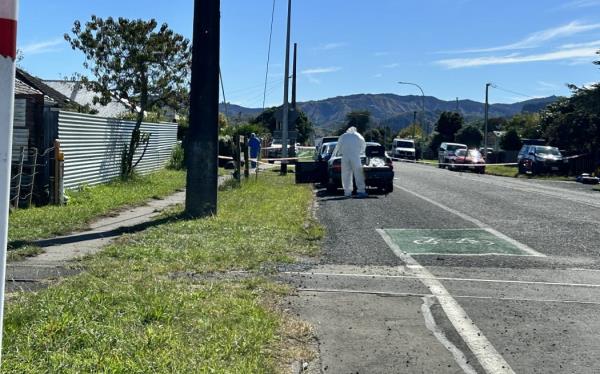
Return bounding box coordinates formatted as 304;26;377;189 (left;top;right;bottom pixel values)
273;130;298;141
274;107;299;124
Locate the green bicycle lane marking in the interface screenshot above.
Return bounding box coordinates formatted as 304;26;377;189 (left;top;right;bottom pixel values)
383;229;531;256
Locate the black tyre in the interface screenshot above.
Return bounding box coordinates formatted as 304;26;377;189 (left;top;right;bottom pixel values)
326;183;337;194
385;182;394;193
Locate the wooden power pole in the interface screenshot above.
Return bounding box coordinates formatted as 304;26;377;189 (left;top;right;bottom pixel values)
185;0;220;217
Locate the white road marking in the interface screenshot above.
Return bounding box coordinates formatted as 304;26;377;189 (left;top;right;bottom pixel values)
377;229;516;374
393;183;546;257
421;296;479;374
296;288;600;306
402;162;600;209
282;271;600;289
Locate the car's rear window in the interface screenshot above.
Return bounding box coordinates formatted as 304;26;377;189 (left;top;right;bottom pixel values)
447;144;467;152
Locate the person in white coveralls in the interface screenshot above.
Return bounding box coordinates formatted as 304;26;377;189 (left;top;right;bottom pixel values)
336;126;368;198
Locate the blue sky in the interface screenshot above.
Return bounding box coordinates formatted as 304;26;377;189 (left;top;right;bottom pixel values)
16;0;600;107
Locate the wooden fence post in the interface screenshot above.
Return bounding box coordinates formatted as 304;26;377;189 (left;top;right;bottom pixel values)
243;136;250;179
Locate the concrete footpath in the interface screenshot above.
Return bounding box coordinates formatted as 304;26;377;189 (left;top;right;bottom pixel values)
6;190;188;294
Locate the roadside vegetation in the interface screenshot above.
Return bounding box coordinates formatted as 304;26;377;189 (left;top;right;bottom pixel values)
8;169;186;246
2;173;322;373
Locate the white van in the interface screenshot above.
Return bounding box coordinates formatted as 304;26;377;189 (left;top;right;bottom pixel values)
392;138;416;160
438;142;467;168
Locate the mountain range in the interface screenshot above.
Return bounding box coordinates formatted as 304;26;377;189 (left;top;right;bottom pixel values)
220;94;559;133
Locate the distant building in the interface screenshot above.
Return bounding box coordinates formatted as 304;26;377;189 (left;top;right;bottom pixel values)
43;80;131;118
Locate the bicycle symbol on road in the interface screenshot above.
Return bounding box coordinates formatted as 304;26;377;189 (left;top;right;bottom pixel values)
413;237;495;246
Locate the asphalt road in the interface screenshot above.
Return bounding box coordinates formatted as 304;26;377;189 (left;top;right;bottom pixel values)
282;162;600;374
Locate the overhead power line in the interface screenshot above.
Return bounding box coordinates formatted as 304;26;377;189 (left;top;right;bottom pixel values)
262;0;277;111
491;84;536;100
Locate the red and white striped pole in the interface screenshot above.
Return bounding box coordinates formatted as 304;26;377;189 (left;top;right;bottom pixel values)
0;0;18;363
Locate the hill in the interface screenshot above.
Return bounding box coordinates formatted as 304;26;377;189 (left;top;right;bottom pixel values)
221;94;559;132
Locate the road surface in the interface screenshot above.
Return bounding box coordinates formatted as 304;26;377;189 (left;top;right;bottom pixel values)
281;162;600;373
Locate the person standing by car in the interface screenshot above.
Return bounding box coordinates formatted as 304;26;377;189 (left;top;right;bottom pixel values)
337;127;367;198
248;133;261;168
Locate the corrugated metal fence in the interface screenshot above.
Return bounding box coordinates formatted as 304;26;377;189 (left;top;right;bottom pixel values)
57;111;178;189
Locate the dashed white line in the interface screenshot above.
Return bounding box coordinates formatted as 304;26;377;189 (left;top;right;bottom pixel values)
377;229;516;374
394;183;545;257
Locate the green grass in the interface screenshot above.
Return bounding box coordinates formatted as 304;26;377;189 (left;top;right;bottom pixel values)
485;165;519;177
8;169;186;246
296;148;315;161
2;173;321;373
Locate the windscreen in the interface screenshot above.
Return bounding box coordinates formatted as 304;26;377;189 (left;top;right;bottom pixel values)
396;141;414;148
535;146;561;156
447;144;467;152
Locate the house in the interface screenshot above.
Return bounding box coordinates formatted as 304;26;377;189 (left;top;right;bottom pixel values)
43;80;131;118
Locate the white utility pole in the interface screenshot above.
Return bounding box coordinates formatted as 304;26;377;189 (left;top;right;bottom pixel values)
0;0;19;363
280;0;292;175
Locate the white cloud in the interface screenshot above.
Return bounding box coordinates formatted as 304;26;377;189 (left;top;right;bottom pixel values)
20;37;64;55
383;63;400;68
560;40;600;49
560;0;600;8
373;73;383;78
436;46;598;69
374;51;391;57
316;42;347;51
441;21;600;54
301;67;341;75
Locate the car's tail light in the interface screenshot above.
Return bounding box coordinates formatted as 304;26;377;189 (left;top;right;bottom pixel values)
331;160;342;172
385;158;393;170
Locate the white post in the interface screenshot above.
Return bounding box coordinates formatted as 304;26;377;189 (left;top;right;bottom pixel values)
0;0;19;363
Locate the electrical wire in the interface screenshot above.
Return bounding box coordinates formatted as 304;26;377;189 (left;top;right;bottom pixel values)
491;84;536;100
262;0;277;111
219;68;229;120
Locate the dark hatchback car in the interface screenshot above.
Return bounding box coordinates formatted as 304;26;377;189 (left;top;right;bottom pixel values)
448;149;486;174
326;142;394;193
517;145;568;175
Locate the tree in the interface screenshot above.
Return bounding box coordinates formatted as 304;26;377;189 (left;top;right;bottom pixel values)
397;123;424;140
539;85;600;154
500;129;522;151
434;112;463;142
456;125;483;148
250;107;314;144
335;110;371;135
65;16;192;178
504;113;540;139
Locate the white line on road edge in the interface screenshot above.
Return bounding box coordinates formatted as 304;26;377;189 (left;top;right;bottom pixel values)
394;183;545;257
377;229;516;374
421;295;479;374
282;271;600;289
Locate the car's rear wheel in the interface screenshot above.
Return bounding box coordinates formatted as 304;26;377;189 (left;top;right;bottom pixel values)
385;182;394;193
326;183;337;194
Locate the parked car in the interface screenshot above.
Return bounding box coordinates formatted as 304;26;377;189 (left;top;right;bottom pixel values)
315;136;339;152
326;142;394;194
449;149;486;174
438;142;467;168
317;141;338;162
392;138;416;161
267;139;296;162
517;145;568;175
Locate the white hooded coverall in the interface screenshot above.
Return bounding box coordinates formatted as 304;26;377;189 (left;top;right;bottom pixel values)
336;127;367;195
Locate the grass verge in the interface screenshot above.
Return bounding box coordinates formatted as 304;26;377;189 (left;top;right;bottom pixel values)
8;169;186;247
3;173;322;373
485;165;519;178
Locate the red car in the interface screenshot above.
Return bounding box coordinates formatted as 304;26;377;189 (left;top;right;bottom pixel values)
448;149;486;174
